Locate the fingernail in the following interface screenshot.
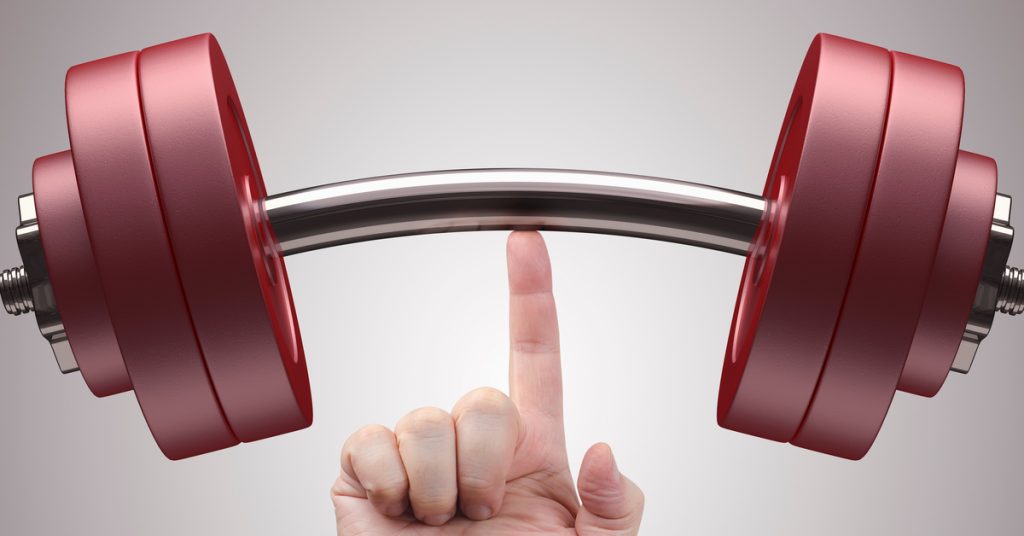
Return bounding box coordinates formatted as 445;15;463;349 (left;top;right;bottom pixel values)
423;513;452;526
464;504;493;520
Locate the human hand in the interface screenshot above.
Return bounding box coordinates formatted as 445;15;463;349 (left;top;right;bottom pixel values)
332;231;644;535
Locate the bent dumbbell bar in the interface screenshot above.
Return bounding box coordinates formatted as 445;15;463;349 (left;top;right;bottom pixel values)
1;32;1021;461
265;168;764;256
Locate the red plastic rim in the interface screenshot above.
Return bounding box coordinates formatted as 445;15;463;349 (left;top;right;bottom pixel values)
791;52;965;459
899;151;996;397
138;34;312;442
718;34;891;442
34;151;131;398
66;51;238;459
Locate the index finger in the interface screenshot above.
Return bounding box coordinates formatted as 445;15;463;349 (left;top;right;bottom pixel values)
506;231;563;422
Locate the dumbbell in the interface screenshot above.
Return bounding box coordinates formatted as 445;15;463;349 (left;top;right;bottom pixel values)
1;32;1019;461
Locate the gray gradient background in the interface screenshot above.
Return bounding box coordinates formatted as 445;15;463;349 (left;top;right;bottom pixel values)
1;1;1023;534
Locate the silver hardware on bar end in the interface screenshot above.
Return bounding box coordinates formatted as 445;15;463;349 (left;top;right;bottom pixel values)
953;194;1015;374
4;193;78;373
996;266;1024;315
0;265;33;315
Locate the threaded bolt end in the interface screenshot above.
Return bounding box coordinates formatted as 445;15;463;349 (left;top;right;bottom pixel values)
997;265;1024;315
0;266;33;316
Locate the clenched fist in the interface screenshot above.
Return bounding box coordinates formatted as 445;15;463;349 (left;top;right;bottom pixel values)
332;232;644;535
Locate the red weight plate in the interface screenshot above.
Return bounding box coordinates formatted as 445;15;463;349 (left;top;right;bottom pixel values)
33;151;131;397
791;52;964;459
66;51;239;459
899;151;996;397
718;34;890;441
139;34;312;442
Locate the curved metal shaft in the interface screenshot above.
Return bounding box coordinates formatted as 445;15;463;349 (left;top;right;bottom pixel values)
264;168;767;257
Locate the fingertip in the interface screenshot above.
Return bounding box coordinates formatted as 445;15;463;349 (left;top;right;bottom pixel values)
384;501;409;518
422;513;454;526
577;442;629;519
579;442;620;488
507;230;544;252
461;502;495;521
576;442;644;530
507;231;552;294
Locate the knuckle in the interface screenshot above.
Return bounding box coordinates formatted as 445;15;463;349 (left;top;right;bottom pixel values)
456;387;514;419
342;424;392;461
365;477;408;501
510;339;560;356
352;424;392;444
578;474;622;500
398;407;453;438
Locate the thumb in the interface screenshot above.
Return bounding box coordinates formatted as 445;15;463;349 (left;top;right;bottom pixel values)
575;443;645;535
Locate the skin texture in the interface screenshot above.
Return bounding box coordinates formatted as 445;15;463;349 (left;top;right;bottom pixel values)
332;231;645;535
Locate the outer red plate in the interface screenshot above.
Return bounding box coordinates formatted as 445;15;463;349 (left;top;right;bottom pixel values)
66;51;239;459
791;52;964;459
138;34;312;442
899;151;996;397
718;34;890;441
33;151;131;398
